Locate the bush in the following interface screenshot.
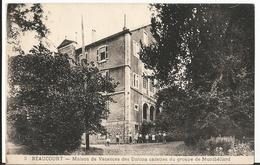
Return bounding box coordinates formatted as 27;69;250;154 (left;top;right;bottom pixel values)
193;136;253;156
165;130;185;142
184;133;201;146
228;143;252;156
139;121;154;135
196;138;209;153
207;136;235;155
10;106;85;154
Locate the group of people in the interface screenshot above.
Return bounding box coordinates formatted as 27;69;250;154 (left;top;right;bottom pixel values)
130;132;167;144
105;132;167;146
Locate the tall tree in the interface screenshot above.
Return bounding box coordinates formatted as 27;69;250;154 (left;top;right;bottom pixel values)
8;49;117;154
141;4;254;144
7;3;49;54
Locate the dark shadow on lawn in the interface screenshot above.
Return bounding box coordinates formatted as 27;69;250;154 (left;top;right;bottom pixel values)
70;147;104;155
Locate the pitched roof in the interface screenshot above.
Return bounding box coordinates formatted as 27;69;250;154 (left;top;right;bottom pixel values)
57;39;77;49
60;24;150;55
130;24;151;33
76;29;131;55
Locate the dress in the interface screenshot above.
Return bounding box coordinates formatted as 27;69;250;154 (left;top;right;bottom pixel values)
129;133;132;143
163;133;166;143
116;135;120;143
152;134;156;142
145;134;149;143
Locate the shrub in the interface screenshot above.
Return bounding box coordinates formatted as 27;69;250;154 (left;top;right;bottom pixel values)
196;138;209;153
194;136;235;155
165;130;185;142
207;136;235;155
194;136;253;156
228;143;252;156
139;121;154;135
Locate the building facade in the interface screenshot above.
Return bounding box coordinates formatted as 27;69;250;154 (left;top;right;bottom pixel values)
57;25;160;143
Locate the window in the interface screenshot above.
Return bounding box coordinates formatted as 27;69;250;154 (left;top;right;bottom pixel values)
97;45;108;62
133;40;140;58
143;104;148;120
143;30;148;45
150;106;155;121
143;77;148;89
133;73;139;89
150;79;154;93
134;104;139;111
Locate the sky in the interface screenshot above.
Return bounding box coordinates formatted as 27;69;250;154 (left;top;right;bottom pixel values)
18;3;152;53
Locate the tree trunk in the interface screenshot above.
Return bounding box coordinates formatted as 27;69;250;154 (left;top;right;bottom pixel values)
85;130;90;151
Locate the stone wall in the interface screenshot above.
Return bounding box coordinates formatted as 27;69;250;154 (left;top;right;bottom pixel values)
89;122;126;144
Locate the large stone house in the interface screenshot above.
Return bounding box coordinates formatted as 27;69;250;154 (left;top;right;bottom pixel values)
57;25;160;143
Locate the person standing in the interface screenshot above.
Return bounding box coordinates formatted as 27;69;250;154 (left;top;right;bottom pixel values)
158;132;162;143
145;134;149;143
156;133;159;143
138;133;143;143
106;134;111;146
152;133;156;143
163;132;167;144
149;134;152;143
116;133;120;145
134;133;138;144
129;132;132;144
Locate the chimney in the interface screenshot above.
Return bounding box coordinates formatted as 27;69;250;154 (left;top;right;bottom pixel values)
91;29;96;43
123;14;127;30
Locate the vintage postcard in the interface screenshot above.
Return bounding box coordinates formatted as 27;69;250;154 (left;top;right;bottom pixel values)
4;3;254;164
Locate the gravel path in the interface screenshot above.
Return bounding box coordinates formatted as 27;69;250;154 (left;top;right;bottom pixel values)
7;141;186;155
76;141;185;155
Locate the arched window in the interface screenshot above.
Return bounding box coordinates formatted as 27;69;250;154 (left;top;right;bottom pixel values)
143;103;148;120
150;106;155;121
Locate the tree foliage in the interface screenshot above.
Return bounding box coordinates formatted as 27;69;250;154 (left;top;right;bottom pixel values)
8;46;117;154
7;3;49;54
139;121;154;136
141;4;254;145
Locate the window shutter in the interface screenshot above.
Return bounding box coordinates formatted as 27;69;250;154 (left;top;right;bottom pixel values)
133;74;136;87
96;49;99;61
137;75;139;88
132;73;135;87
105;46;108;59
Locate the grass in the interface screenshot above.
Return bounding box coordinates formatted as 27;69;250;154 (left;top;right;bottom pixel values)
71;141;187;155
8;141;254;156
6;141;216;155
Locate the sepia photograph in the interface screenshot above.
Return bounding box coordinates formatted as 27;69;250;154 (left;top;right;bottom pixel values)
4;2;254;164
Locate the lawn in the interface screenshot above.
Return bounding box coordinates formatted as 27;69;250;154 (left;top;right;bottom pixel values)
7;141;187;155
7;141;254;156
71;141;191;155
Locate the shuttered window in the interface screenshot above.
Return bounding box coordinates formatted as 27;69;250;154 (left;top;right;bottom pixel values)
133;73;139;89
97;45;108;62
